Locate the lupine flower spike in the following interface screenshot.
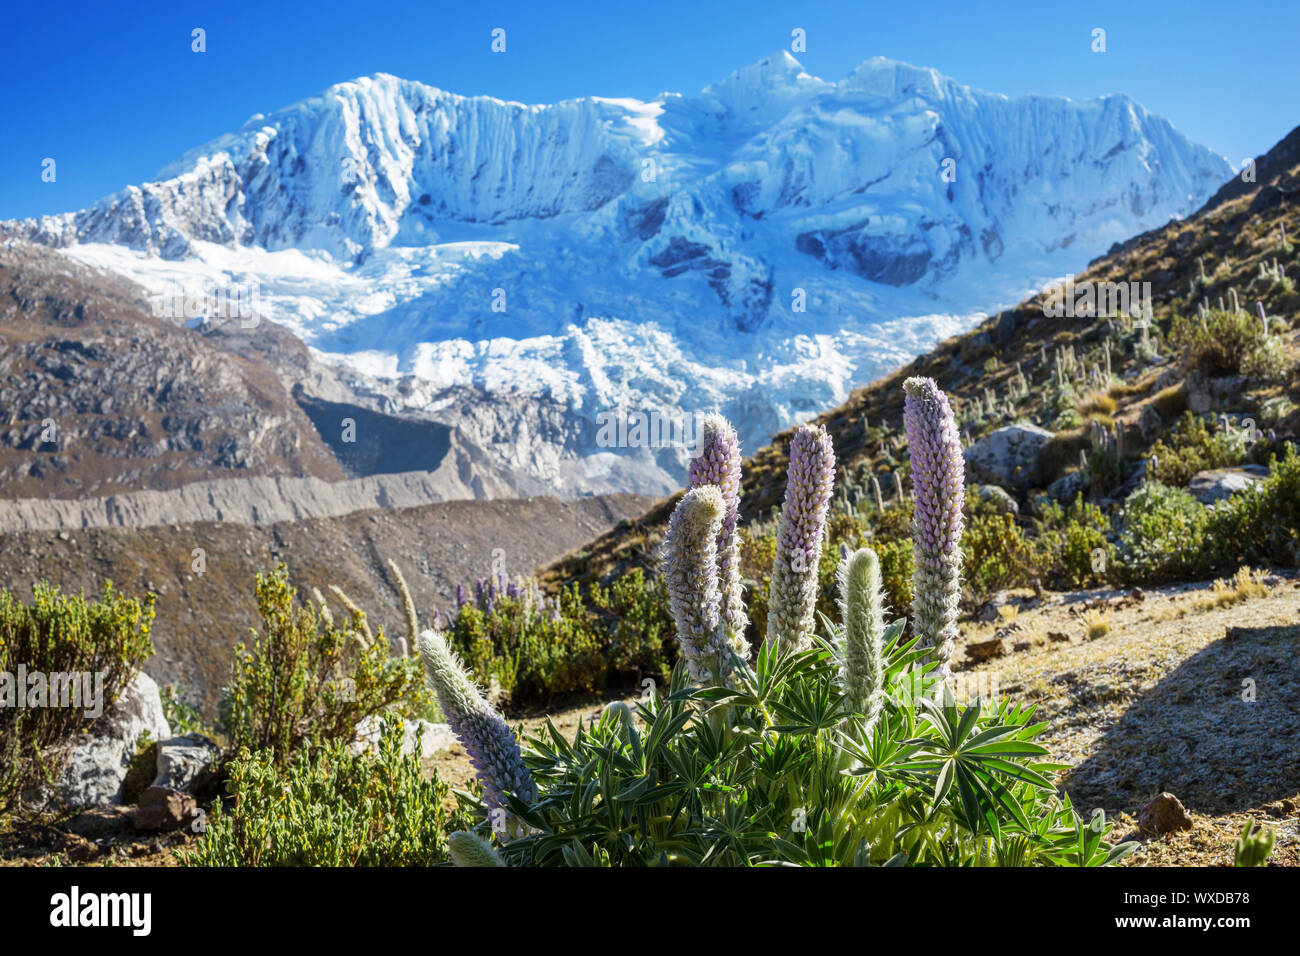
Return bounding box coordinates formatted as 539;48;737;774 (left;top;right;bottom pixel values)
687;414;750;669
903;377;965;672
839;547;886;731
766;424;836;653
417;629;536;834
661;486;730;683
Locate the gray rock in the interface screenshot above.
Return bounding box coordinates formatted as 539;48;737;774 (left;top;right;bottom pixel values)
1138;402;1165;442
47;671;170;809
351;715;455;760
152;733;221;793
1046;470;1089;503
1187;466;1268;504
964;424;1054;490
1185;371;1248;414
974;484;1019;514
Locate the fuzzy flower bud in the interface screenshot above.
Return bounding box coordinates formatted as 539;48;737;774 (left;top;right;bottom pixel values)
766;424;836;653
838;547;886;730
903;377;965;670
687;414;750;667
448;831;506;867
417;630;536;828
662;485;734;683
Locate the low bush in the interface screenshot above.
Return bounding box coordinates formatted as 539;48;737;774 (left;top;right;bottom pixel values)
219;565;427;765
445;570;674;707
0;583;155;809
1204;444;1300;569
963;510;1033;596
1117;482;1210;582
1168;308;1286;379
188;718;469;866
1034;495;1114;589
1148;411;1248;486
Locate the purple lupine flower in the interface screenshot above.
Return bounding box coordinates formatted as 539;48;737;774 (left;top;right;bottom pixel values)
455;583;466;610
661;485;732;683
418;630;536;835
687;414;750;668
766;424;836;653
474;578;486;608
507;581;521;601
903;376;965;671
432;608;442;630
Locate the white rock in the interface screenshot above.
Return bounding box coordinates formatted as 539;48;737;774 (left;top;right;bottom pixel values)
964;424;1054;490
48;671;170;809
351;715;456;760
1188;466;1268;504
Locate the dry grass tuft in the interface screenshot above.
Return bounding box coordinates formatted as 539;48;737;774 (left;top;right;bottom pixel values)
1082;608;1112;641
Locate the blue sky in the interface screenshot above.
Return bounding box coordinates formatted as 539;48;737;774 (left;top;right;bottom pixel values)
2;0;1295;220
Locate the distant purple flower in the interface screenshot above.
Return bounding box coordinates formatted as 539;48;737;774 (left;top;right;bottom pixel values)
474;578;486;608
903;376;965;670
687;414;750;667
455;583;466;610
418;630;536;833
766;424;835;653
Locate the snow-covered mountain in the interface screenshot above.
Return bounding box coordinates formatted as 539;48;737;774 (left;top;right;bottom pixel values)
4;53;1232;494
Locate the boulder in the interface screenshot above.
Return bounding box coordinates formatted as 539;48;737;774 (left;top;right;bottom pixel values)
964;424;1054;490
44;671;170;809
152;733;221;793
1187;465;1268;504
351;715;456;760
1137;402;1165;442
973;484;1019;515
131;785;196;832
1138;792;1194;836
1185;371;1248;413
1045;470;1088;503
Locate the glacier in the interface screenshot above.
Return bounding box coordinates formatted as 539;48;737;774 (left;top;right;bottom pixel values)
3;52;1233;495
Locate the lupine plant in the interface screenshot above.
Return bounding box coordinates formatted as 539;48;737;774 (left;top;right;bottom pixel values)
421;380;1136;867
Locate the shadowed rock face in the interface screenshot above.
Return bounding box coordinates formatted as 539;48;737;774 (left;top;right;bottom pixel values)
796;222;934;286
294;391;454;478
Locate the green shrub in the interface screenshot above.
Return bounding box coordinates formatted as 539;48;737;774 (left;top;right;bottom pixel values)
219;565;427;765
1168;309;1286;379
1148;411;1248;486
873;536;915;617
446;571;675;707
187;718;469;866
1205;444;1300;569
1117;482;1211;582
1034;495;1114;589
0;583;155;809
963;511;1033;597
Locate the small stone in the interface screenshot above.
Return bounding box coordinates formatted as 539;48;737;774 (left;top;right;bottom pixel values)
131;786;196;832
1047;631;1071;643
1138;792;1194;836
